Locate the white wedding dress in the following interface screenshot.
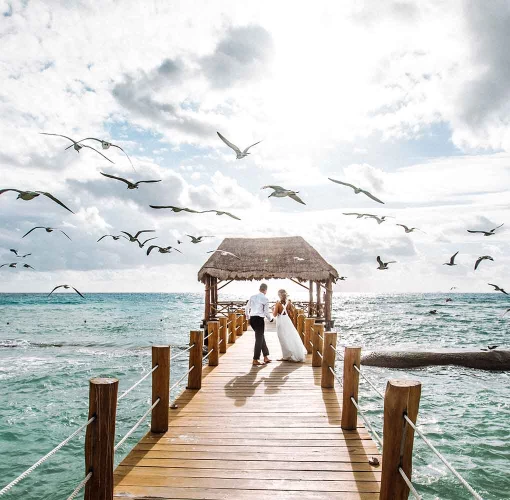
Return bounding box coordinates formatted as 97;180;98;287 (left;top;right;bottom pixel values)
276;302;307;362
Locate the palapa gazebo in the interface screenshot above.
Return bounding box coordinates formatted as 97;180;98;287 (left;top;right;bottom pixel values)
198;236;339;328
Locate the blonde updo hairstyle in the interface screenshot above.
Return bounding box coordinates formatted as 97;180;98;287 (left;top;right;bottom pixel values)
278;289;288;304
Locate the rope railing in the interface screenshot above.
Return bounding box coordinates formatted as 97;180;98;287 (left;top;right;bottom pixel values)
399;468;422;500
170;344;195;362
0;416;95;496
66;471;93;500
316;350;323;359
350;396;383;448
328;365;343;386
219;339;224;345
203;348;214;362
203;333;212;341
353;363;385;400
317;333;324;341
114;398;160;452
170;366;194;393
118;364;159;402
403;415;483;499
329;342;344;358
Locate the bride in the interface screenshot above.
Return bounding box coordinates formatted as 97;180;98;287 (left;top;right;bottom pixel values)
273;289;307;362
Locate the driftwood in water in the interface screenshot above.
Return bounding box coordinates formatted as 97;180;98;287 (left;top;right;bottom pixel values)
361;350;510;371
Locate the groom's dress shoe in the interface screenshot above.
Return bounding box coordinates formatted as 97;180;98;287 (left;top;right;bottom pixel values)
252;360;264;366
264;357;272;363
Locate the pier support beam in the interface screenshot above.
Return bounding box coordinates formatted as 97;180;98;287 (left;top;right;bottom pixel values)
341;347;361;430
321;331;337;388
188;330;203;390
219;317;227;353
312;323;324;367
228;312;236;344
151;346;170;433
304;318;315;354
208;320;219;366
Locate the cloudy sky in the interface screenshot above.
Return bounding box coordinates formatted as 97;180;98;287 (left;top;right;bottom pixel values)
1;0;510;296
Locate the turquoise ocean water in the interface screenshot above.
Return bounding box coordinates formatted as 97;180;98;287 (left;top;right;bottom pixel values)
0;292;509;499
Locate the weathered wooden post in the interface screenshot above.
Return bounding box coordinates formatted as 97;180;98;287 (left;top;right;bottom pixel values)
187;330;203;390
341;347;361;430
304;318;315;354
84;378;118;500
235;313;243;337
228;312;236;344
151;346;170;433
219;317;227;354
380;380;422;500
242;311;248;331
208;320;219;366
321;331;337;388
297;312;305;343
312;323;324;367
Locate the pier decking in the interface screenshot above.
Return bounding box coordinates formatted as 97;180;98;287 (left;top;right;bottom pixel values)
113;323;382;499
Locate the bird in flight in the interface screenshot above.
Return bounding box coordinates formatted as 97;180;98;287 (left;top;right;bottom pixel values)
100;172;161;190
48;285;85;298
467;223;504;236
365;214;393;224
149;205;200;213
121;230;156;242
338;276;347;281
488;283;508;295
328;178;384;204
502;308;510;318
147;245;182;256
262;186;306;205
0;189;74;214
206;250;241;260
450;286;457;290
443;251;459;266
10;249;31;258
97;234;128;242
474;255;494;270
216;132;262;159
201;210;242;220
343;212;370;218
40;133;114;163
396;224;423;234
376;256;396;270
187;235;214;244
22;264;35;270
135;237;157;249
65;138;135;171
0;263;17;268
22;227;71;240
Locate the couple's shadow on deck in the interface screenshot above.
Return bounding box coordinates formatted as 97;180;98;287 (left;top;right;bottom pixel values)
224;362;303;407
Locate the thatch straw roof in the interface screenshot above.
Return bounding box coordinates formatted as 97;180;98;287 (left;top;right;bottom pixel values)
198;236;339;282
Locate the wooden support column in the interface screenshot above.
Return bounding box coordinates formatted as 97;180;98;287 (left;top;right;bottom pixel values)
316;281;322;318
321;331;337;388
297;312;305;343
325;278;333;329
242;312;248;331
219;317;227;353
210;277;217;319
235;312;243;337
187;330;203;390
312;323;324;367
204;275;211;323
208;320;219;366
308;280;313;315
228;312;236;344
341;347;361;430
151;346;170;433
380;380;422;500
304;318;315;354
84;377;118;500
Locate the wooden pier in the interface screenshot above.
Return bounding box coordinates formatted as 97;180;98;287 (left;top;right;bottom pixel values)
113;322;382;499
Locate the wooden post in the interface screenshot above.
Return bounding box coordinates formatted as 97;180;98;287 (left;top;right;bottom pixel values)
228;312;236;344
236;313;243;337
325;278;333;329
312;323;324;367
219;317;227;353
242;312;248;331
208;320;219;366
304;318;315;354
84;377;118;500
380;380;422;500
321;331;337;388
151;346;170;433
210;277;217;318
297;312;305;343
341;347;361;430
308;280;313;315
188;330;203;390
316;281;322;318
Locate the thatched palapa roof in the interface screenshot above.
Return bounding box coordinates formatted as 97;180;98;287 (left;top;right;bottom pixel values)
198;236;339;282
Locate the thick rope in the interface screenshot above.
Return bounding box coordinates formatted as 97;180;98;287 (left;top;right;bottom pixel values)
329;343;344;359
398;467;422;499
353;364;385;400
328;365;343;386
404;415;483;499
114;399;160;452
317;333;324;341
203;348;214;361
219;339;224;345
316;350;323;359
350;396;383;448
170;344;195;361
66;471;93;500
0;416;95;496
203;333;212;341
170;366;194;393
118;365;158;402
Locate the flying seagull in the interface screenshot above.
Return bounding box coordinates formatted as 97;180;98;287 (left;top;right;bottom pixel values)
135;237;157;249
467;223;504;236
0;263;17;268
0;189;74;214
121;230;156;242
22;227;71;240
443;251;459;266
40;133;114;163
10;249;31;258
328;178;384;204
365;214;393;224
22;264;35;270
65;138;135;171
100;172;161;189
376;256;396;270
206;250;241;260
450;286;457;290
502;308;510;317
48;285;85;298
97;234;128;242
262;186;306;205
338;276;347;281
474;255;494;270
488;283;508;295
396;224;423;234
149;205;201;213
201;210;241;220
343;212;370;218
147;245;182;256
187;235;214;244
216;131;262;159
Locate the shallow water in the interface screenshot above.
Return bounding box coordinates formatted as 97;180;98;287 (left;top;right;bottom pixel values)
0;292;509;499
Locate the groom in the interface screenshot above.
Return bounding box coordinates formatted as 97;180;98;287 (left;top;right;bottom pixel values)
245;283;273;366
